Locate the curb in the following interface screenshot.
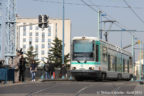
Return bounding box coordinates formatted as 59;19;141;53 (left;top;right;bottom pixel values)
41;79;74;82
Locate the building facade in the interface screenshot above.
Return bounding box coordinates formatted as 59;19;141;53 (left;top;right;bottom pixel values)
16;18;71;66
135;59;144;79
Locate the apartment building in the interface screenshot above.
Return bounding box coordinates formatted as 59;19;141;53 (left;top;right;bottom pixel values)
16;17;71;66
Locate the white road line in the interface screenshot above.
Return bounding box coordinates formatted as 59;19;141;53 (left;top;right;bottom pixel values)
75;85;92;96
25;84;58;96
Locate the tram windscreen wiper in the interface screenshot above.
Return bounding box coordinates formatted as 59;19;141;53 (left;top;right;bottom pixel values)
84;59;87;63
76;59;81;63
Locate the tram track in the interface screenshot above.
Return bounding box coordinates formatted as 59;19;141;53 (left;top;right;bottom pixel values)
25;82;58;96
0;81;138;96
111;81;136;96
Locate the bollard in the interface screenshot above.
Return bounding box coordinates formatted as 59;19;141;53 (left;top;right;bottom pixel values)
62;75;65;79
53;72;55;79
69;76;73;80
51;76;54;80
40;74;44;80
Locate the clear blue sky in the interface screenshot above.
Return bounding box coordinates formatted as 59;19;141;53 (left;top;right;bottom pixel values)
16;0;144;59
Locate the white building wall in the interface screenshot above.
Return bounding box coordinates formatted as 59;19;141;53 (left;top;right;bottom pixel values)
16;18;71;66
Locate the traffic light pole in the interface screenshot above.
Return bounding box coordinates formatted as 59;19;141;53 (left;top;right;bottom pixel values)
139;41;142;81
62;0;65;65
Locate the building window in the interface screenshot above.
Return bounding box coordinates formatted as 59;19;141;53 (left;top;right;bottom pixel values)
23;38;26;42
35;45;38;51
30;23;32;30
48;31;51;36
23;45;26;49
35;26;39;30
42;38;45;42
48;39;51;43
35;37;39;42
42;32;45;37
41;50;45;55
23;31;26;36
48;26;51;32
29;32;32;36
36;32;39;36
48;43;51;48
29;37;32;42
42;44;45;48
23;26;26;32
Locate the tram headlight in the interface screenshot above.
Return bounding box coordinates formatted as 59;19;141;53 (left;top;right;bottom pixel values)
99;67;101;71
72;67;76;70
89;67;94;70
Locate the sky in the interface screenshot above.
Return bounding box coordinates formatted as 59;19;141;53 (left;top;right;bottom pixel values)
16;0;144;60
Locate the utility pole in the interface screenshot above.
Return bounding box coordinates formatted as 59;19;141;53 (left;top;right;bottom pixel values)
98;10;101;39
132;35;134;74
62;0;65;65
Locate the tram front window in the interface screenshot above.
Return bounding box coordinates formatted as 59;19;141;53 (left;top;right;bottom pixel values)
73;40;94;61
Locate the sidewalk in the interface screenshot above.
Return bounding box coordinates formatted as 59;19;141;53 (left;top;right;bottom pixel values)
0;79;42;87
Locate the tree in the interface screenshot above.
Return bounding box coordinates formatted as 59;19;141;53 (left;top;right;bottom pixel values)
25;45;39;67
48;37;70;68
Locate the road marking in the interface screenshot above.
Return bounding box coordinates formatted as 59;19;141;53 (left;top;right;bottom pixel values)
75;85;92;96
25;82;58;96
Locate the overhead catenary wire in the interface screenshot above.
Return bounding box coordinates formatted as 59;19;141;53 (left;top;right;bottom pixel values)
33;0;144;9
81;0;132;32
33;0;143;34
123;0;144;24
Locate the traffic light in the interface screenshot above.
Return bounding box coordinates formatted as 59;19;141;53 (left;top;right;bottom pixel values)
38;15;49;28
38;15;43;28
44;15;49;28
44;15;48;23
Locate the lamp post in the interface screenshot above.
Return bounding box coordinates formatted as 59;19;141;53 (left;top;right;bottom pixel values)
62;0;65;65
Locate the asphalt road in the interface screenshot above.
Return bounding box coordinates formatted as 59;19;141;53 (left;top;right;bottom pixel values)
0;81;144;96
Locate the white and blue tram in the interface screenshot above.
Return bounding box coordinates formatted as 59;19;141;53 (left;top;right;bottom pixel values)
70;37;133;81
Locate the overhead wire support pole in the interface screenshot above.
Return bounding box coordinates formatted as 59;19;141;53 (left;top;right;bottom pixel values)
98;10;101;39
132;35;134;76
62;0;65;65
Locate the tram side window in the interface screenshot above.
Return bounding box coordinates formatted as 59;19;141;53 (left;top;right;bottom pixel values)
127;60;129;73
96;45;99;62
110;55;113;71
125;60;128;73
123;59;125;72
129;57;132;73
115;56;117;71
102;46;107;62
111;55;115;71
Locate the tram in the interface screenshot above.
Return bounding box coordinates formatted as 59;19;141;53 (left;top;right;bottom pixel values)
70;36;133;81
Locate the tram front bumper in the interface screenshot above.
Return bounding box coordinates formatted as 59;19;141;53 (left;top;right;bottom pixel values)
70;70;102;78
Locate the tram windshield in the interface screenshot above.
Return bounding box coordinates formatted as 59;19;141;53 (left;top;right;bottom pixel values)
73;40;94;61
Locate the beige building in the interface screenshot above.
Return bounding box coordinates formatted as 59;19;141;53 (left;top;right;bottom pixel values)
16;17;71;66
135;59;144;78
